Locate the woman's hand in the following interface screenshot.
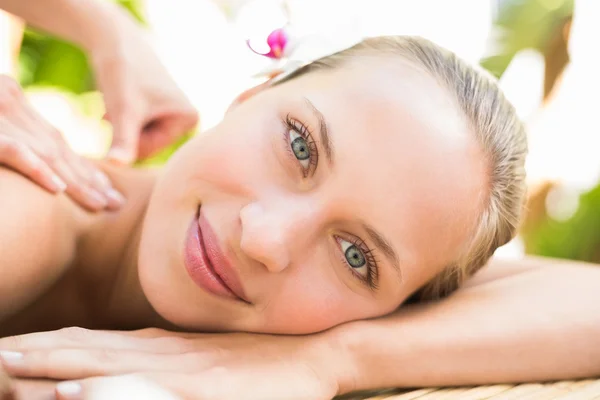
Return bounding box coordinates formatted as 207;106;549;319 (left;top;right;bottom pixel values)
0;328;344;400
0;365;15;400
0;75;124;211
90;12;199;165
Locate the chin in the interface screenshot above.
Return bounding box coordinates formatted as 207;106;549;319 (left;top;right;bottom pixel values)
136;236;245;332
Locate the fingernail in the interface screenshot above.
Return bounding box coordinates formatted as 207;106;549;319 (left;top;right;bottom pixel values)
0;351;23;366
86;188;108;208
50;175;68;192
107;148;134;164
94;170;111;187
56;381;82;399
105;188;126;206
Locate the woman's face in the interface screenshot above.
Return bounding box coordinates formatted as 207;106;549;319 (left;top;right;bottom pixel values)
138;59;486;334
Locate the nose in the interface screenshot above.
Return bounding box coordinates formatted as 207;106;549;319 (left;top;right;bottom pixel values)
239;199;319;273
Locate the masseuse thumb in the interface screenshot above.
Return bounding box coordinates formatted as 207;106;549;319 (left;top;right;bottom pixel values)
106;112;140;165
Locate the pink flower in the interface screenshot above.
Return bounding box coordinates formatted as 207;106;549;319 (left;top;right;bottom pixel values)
247;27;289;59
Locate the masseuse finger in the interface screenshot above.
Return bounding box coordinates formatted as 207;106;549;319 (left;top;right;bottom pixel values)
67;154;124;210
12;93;122;210
106;109;140;165
0;328;197;353
55;374;182;400
20;94;67;143
0;74;63;145
50;158;109;211
0;349;202;380
2;102;118;212
9;90;63;144
0;136;67;193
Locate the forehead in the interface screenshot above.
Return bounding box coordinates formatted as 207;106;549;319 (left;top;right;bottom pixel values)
285;60;487;278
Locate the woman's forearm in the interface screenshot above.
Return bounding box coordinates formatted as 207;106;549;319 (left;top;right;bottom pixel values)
330;257;600;393
0;0;134;53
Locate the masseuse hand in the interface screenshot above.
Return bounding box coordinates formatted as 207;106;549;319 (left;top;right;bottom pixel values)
0;75;124;211
90;15;199;164
0;328;343;400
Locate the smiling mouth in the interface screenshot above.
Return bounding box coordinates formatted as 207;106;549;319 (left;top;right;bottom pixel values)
183;208;250;303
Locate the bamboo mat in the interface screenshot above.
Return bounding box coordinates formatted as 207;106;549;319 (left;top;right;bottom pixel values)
337;379;600;400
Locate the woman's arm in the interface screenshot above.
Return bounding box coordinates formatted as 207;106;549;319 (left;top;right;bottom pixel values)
1;256;598;400
334;256;600;393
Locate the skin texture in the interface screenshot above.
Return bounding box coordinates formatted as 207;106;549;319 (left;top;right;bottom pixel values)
0;75;124;212
138;58;487;334
1;0;486;337
0;74;598;396
1;258;599;400
0;57;486;337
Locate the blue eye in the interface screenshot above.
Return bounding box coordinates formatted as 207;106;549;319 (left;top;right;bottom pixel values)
345;245;366;268
339;238;369;277
289;129;311;168
335;236;379;290
284;116;318;177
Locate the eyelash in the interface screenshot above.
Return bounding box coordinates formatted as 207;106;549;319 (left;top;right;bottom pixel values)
337;235;380;291
282;114;319;177
281;115;379;290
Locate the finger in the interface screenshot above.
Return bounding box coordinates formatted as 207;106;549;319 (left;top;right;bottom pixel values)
0;76;23;117
56;375;182;400
68;156;125;210
137;109;198;160
106;110;141;164
0;349;194;380
25;140;112;212
0;328;194;353
51;158;111;211
62;370;271;400
13;378;57;400
0;137;67;193
11;93;64;144
0;367;15;400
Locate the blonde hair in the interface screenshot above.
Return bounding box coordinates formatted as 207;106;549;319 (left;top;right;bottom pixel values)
278;36;528;301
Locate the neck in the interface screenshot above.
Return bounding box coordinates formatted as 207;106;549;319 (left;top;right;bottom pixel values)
74;163;173;330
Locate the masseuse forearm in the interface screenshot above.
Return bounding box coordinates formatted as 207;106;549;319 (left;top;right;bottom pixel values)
0;0;131;52
333;258;600;393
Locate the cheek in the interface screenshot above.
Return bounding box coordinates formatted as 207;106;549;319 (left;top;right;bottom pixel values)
176;119;281;197
258;256;379;334
265;283;348;333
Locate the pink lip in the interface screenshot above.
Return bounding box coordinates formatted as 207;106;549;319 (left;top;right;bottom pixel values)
184;210;249;303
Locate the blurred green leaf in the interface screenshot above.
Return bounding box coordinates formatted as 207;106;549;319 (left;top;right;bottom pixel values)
481;0;574;78
135;132;195;167
524;184;600;263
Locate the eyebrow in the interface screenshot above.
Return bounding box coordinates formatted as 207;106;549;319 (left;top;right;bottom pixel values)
303;97;334;165
301;99;401;281
363;223;403;281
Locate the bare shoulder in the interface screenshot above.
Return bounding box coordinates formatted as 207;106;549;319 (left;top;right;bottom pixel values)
0;168;90;322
